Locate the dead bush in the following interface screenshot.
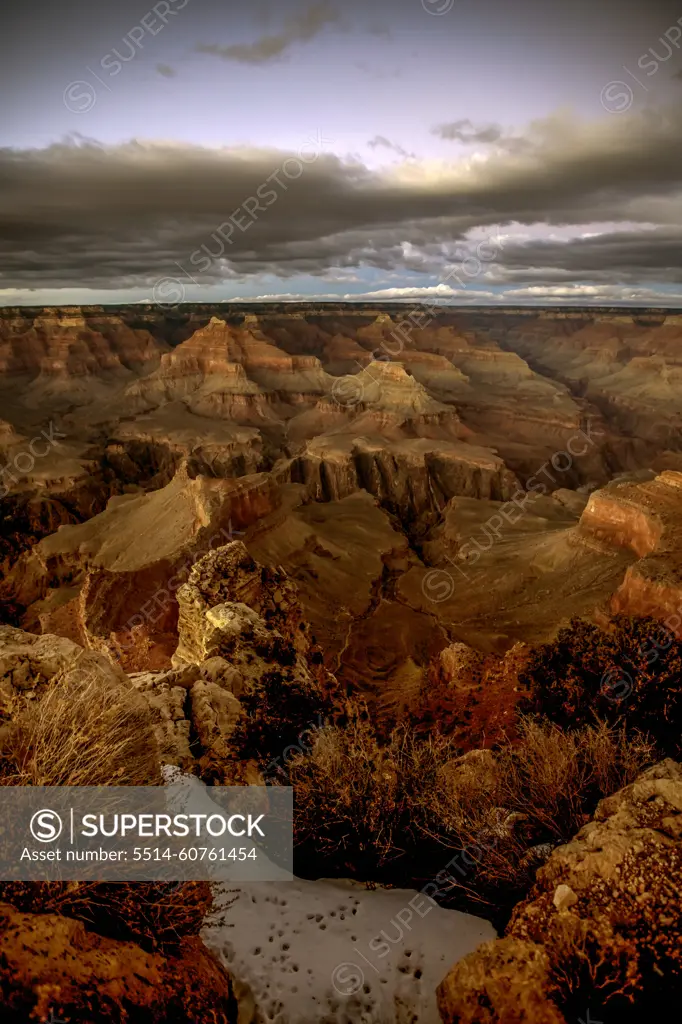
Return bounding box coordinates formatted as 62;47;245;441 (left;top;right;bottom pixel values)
289;705;458;877
0;880;213;954
0;675;161;787
289;713;654;910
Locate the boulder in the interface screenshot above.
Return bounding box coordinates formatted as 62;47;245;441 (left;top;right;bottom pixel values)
0;901;239;1023
438;759;682;1022
0;624;131;720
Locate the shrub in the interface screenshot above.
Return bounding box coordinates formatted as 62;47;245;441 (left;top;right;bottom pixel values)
0;880;215;954
289;704;457;877
230;668;334;774
520;615;682;756
0;675;161;787
426;718;654;907
288;712;654;912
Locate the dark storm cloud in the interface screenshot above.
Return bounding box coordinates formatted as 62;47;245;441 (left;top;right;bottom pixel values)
196;2;339;64
2;102;682;290
4;0;682;80
492;228;682;285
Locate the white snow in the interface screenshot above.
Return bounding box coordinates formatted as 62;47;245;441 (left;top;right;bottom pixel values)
202;877;495;1024
161;766;291;881
162;766;496;1021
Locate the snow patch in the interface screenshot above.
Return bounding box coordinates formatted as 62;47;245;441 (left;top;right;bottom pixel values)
203;877;495;1023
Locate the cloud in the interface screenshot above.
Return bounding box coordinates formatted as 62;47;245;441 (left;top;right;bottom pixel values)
3;102;682;294
343;284;496;301
489;226;682;284
367;136;415;160
234;291;341;301
156;63;177;78
432;119;504;144
499;283;682;304
196;2;338;64
431;119;530;154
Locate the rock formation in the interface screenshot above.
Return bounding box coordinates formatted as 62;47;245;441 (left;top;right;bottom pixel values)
3;303;682;1020
419;640;531;748
0;900;239;1022
2;466;280;669
127;540;332;779
0;624;135;716
2;305;682;719
437;758;682;1023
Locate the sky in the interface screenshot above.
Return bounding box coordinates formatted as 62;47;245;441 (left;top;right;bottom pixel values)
2;0;682;306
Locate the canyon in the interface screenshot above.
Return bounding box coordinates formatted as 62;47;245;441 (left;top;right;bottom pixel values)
2;304;681;718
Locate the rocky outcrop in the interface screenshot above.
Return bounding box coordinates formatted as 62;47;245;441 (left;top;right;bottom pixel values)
174;540;313;664
287;434;518;527
122;316;331;425
580;488;664;557
105;409;265;484
420;641;530;748
0;313;165;381
129;541;331;777
438;759;682;1023
502;314;682;450
124;351;278;427
579;471;682;625
0;901;239;1023
0;624;130;718
130;657;245;771
4;468;280;670
0;425;118;580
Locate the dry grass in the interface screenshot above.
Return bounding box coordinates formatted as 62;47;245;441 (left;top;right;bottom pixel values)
0;673;207;960
0;675;161;787
288;706;458;874
0;880;214;953
423;718;654;902
288;711;655;906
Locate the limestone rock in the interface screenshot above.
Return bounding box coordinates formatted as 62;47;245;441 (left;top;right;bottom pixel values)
552;884;577;911
130;671;194;767
0;900;239;1023
130;657;244;768
438;759;682;1022
175;541;310;663
0;624;131;720
437;936;565;1024
191;680;243;760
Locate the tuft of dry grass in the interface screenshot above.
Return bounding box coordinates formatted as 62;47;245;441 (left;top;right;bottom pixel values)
0;671;211;961
0;675;161;787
